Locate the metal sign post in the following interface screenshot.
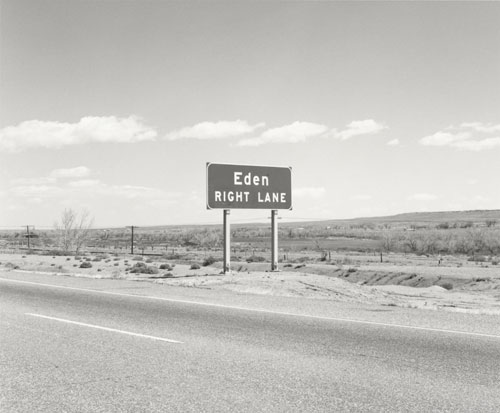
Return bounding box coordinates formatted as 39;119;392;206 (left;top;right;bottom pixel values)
223;209;231;274
271;210;278;271
207;163;292;273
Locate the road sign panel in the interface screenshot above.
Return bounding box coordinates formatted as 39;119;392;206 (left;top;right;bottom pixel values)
206;163;292;210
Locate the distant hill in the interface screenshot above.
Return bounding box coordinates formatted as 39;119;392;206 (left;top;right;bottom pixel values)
350;209;500;224
97;209;500;231
290;209;500;229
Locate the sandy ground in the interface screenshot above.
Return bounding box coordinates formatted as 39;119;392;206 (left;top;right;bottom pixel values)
1;252;499;315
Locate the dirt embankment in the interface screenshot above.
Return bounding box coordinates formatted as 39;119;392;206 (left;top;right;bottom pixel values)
1;252;500;315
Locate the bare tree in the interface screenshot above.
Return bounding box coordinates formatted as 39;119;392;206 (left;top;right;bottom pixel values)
74;209;94;253
484;230;500;255
54;208;94;253
467;228;487;257
421;231;439;255
403;232;419;253
380;231;396;252
191;228;221;249
55;209;75;252
485;220;497;228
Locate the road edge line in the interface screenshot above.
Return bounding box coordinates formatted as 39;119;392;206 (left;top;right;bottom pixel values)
2;277;500;340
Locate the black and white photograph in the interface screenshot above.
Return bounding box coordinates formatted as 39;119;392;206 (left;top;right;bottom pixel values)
1;1;500;411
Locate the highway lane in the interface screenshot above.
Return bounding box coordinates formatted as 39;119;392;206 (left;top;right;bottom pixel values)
1;276;500;412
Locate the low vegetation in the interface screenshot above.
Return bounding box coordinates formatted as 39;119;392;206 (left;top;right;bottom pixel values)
129;262;159;275
246;255;266;263
1;210;499;267
202;256;217;266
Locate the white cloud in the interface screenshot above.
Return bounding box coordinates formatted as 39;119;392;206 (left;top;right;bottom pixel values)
419;122;500;151
164;118;386;146
238;122;328;146
386;138;400;146
166;120;264;140
67;179;101;188
407;193;438;201
294;187;326;199
0;116;157;152
459;122;500;133
49;166;91;179
419;131;471;146
451;137;500;151
334;119;387;141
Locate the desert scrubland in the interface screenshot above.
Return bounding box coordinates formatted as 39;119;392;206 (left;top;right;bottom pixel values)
0;211;500;314
1;210;499;315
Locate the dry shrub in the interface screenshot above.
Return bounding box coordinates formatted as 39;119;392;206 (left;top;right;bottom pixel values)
246;255;265;263
203;256;218;266
129;262;159;274
440;282;453;290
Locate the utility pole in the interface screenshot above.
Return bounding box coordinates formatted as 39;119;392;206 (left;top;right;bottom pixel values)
25;225;34;250
126;226;138;254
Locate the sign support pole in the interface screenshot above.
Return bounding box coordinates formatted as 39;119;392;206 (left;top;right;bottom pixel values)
271;210;278;271
223;209;231;274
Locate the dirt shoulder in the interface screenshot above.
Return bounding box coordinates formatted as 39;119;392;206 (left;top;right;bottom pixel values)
1;252;499;315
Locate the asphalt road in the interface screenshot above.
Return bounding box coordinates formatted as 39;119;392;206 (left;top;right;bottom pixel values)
1;274;500;412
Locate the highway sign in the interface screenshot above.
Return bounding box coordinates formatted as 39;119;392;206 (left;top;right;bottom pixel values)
206;163;292;210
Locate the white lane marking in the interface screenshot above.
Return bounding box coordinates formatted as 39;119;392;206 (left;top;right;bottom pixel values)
3;277;500;339
25;313;182;344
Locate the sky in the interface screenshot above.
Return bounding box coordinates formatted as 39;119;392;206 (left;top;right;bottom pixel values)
1;0;499;228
